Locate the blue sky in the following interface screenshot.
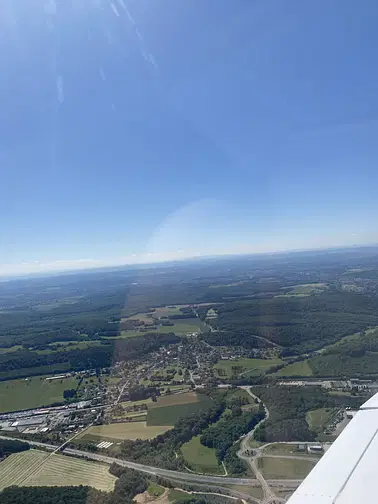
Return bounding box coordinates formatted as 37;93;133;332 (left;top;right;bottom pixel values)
1;0;378;275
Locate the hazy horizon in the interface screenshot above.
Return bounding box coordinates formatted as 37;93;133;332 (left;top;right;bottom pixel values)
2;1;378;277
2;242;378;279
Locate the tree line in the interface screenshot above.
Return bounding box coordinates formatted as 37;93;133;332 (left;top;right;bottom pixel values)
0;438;30;458
252;386;365;442
0;467;148;504
209;291;378;353
200;406;265;462
0;332;180;381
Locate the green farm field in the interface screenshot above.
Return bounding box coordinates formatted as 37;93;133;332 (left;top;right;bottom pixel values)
0;450;49;490
169;489;194;502
0;375;78;413
306;408;337;433
36;340;103;354
0;345;23;354
214;358;283;378
149;391;200;409
118;306;204;338
147;394;214;426
0;450;116;491
148;482;165;497
120;319;203;338
276;283;328;298
273;360;313;377
181;435;222;474
78;421;172;441
257;457;316;479
0;363;71;381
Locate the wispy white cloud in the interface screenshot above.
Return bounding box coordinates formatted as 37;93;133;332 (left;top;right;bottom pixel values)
110;2;119;17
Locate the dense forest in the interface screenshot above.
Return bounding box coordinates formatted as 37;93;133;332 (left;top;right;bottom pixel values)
252;386;365;442
209;291;378;353
2;248;378;380
0;333;179;381
200;331;273;349
0;439;30;458
200;406;265;461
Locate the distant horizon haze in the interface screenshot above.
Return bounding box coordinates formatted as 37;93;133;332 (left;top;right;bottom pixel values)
2;1;378;277
2;241;378;279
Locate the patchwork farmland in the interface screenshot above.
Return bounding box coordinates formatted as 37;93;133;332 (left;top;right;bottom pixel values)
0;450;117;492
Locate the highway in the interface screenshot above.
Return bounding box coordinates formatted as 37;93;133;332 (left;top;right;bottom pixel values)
65;447;262;486
0;434;301;491
64;448;302;490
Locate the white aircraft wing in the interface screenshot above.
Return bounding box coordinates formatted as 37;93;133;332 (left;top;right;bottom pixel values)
287;392;378;503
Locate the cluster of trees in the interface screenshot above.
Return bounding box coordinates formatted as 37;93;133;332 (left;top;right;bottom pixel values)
108;466;148;504
326;329;378;355
128;385;160;401
211;291;378;352
169;306;196;319
200;331;272;349
0;484;242;504
0;439;29;458
302;327;378;378
0;467;149;504
63;389;77;399
200;407;265;461
0;333;180;381
116;389;263;474
252;386;364;442
0;486;108;504
310;353;378;378
119;391;225;469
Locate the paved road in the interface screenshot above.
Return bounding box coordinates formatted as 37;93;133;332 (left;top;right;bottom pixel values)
237;388;304;504
237;388;280;503
65;447;262;485
0;434;301;492
65;448;302;489
0;434;57;451
263;454;318;462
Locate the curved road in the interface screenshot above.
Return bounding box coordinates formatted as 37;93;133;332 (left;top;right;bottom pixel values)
235;387;321;503
237;388;281;503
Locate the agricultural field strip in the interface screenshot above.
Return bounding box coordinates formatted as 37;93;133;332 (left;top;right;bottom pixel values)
80;421;172;441
24;454;117;491
0;451;49;490
0;450;116;492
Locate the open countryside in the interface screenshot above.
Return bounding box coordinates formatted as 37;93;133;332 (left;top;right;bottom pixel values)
0;375;78;413
1;251;378;503
148;391;200;408
118;306;204;338
0;450;49;490
78;422;172;442
257;457;317;480
214;358;283;378
0;450;116;491
147;394;214;426
181;435;223;475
